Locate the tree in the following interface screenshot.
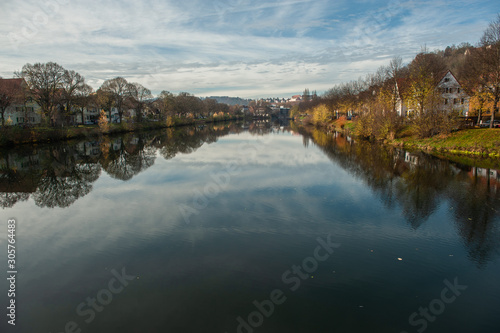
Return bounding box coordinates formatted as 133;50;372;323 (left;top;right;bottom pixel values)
128;82;152;122
61;70;86;125
302;88;311;102
155;90;176;121
385;56;405;113
96;88;114;122
16;62;66;126
405;52;447;116
0;78;26;126
312;104;330;125
203;98;218;117
175;92;204;118
99;77;130;123
478;14;500;127
74;84;94;125
98;109;109;133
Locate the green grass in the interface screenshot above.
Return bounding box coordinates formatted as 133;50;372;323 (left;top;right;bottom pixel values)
393;128;500;157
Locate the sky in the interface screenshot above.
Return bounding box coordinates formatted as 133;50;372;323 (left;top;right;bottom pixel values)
0;0;498;99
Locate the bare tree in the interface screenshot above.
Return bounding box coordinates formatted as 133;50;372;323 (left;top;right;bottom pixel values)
386;56;404;113
61;70;86;125
96;88;114;122
479;14;500;127
100;77;130;123
16;62;66;126
0;78;26;126
74;84;94;125
155;90;176;121
128;82;152;122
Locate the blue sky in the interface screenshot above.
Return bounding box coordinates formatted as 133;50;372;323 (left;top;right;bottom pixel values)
0;0;498;98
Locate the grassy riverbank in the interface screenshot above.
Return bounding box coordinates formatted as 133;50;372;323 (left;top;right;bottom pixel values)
0;116;248;147
296;116;500;159
393;128;500;157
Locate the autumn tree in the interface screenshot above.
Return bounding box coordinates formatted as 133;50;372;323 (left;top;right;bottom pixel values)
312;104;330;125
98;109;109;133
405;52;447;116
471;14;500;127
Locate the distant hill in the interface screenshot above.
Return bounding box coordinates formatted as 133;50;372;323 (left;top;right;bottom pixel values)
206;96;252;106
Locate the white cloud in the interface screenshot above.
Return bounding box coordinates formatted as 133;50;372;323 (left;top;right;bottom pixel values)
0;0;497;98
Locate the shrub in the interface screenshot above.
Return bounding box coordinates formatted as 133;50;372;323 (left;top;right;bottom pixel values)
98;110;109;133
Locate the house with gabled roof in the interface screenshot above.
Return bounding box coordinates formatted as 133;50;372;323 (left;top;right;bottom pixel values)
395;70;470;117
0;78;42;126
436;70;470;116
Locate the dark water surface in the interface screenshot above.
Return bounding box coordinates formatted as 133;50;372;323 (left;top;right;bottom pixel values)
1;122;499;333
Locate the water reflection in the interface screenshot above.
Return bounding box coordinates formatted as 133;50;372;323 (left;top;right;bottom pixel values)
295;125;500;266
0;123;246;209
1;122;499;266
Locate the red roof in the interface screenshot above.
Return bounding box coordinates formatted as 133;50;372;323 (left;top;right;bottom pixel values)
0;78;26;94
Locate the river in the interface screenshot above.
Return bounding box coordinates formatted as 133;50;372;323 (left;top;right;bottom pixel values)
0;121;499;332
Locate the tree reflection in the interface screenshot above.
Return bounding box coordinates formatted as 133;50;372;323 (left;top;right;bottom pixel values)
0;122;240;209
448;169;500;267
32;145;102;208
296;125;500;265
104;135;156;181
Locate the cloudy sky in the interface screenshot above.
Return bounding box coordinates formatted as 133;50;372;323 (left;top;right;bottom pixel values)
0;0;498;98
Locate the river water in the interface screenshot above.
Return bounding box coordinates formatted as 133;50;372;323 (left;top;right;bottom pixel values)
0;122;499;333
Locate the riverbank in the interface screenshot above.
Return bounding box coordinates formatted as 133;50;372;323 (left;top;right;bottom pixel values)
0;116;248;147
392;128;500;158
295;117;500;158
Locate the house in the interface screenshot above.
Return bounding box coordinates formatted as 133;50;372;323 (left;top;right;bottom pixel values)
0;78;42;126
74;106;100;124
395;70;470;117
436;71;470;116
395;78;410;117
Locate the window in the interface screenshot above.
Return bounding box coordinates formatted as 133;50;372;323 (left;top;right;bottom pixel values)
453;98;458;104
444;78;450;82
444;99;448;105
461;98;465;105
457;88;460;93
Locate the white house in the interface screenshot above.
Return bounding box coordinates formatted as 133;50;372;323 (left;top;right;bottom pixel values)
436;71;470;116
0;78;42;126
395;70;470;117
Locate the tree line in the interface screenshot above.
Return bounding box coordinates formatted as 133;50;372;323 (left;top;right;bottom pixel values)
0;63;242;127
294;14;500;138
